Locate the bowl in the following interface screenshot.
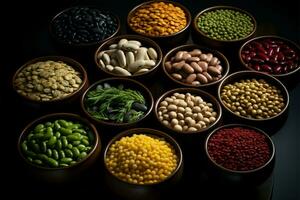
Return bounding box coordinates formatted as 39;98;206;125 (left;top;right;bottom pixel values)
192;6;257;51
12;56;88;106
103;128;183;199
162;44;230;90
205;124;275;185
239;35;300;85
94;34;163;79
217;70;289;130
49;6;120;57
154;87;222;147
17;113;101;183
127;0;191;49
81;77;154;130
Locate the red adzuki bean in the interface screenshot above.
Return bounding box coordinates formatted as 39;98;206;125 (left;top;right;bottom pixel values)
241;38;299;74
207;127;271;171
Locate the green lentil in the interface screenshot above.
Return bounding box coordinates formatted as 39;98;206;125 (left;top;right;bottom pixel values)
197;9;254;40
20;119;94;168
220;79;285;119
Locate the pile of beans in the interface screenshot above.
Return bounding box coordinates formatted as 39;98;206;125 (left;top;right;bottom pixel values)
96;38;158;76
21;119;93;168
197;9;254;40
157;92;217;132
220;79;285;119
207;127;271;171
51;7;118;45
129;2;187;36
14;60;82;101
105;134;178;184
241;38;299;74
165;49;223;86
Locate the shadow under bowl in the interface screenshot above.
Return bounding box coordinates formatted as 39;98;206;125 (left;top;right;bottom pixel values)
127;0;191;50
17;113;101;183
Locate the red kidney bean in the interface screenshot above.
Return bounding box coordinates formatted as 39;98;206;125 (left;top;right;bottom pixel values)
241;38;299;74
207;127;271;171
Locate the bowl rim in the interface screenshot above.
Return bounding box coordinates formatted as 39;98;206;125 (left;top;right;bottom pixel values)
17;112;100;170
127;0;191;38
12;56;88;104
49;5;120;47
94;34;163;77
193;5;257;43
238;35;300;77
154;87;222;134
80;77;154;126
103;127;183;186
205;123;275;174
217;70;290;121
162;44;230;87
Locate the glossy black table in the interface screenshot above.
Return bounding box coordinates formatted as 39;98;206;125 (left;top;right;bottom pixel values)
1;0;299;199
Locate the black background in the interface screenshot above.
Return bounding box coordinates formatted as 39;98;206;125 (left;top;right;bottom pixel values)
1;0;299;199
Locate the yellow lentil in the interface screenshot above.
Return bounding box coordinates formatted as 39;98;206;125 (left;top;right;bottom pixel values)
105;134;178;184
129;2;187;36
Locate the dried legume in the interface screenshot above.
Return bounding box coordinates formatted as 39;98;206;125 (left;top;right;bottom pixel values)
51;7;118;45
129;2;187;36
21;119;94;168
241;38;299;74
105;134;178;184
220;78;285;119
158;92;217;132
14;60;82;101
197;9;254;40
97;38;158;76
207;127;271;171
165;48;224;85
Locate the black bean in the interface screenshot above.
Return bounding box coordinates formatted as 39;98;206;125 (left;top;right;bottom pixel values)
132;102;148;112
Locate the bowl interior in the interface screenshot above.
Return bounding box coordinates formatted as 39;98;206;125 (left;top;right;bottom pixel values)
12;56;88;104
81;77;154;126
94;34;163;77
49;6;120;47
155;87;222;134
205;123;275;174
193;6;257;42
103;128;183;185
18;113;100;170
218;71;289;121
239;35;300;77
127;0;191;38
162;44;230;87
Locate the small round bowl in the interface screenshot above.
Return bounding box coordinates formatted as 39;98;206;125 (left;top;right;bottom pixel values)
17;113;101;183
162;44;230;89
12;56;88;106
218;71;289;129
205;124;275;185
155;88;222;143
49;6;120;56
103;128;183;199
127;0;191;49
81;77;154;129
239;35;300;84
94;34;163;79
192;6;257;50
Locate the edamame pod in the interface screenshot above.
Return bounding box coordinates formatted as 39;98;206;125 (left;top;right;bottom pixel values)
59;150;65;159
61;136;68;147
52;149;59;160
48;136;57;147
45;157;59;167
72;147;80;157
65;149;73;157
60;157;73;164
59;127;72;135
21;141;28;152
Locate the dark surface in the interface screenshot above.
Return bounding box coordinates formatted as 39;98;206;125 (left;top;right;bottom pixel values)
1;0;299;199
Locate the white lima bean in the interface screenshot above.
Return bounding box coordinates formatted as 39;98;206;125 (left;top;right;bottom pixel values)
157;92;218;133
97;38;158;76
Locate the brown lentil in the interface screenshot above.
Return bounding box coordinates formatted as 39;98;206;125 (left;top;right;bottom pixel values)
129;2;187;36
105;134;178;184
220;78;285;119
14;60;82;101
